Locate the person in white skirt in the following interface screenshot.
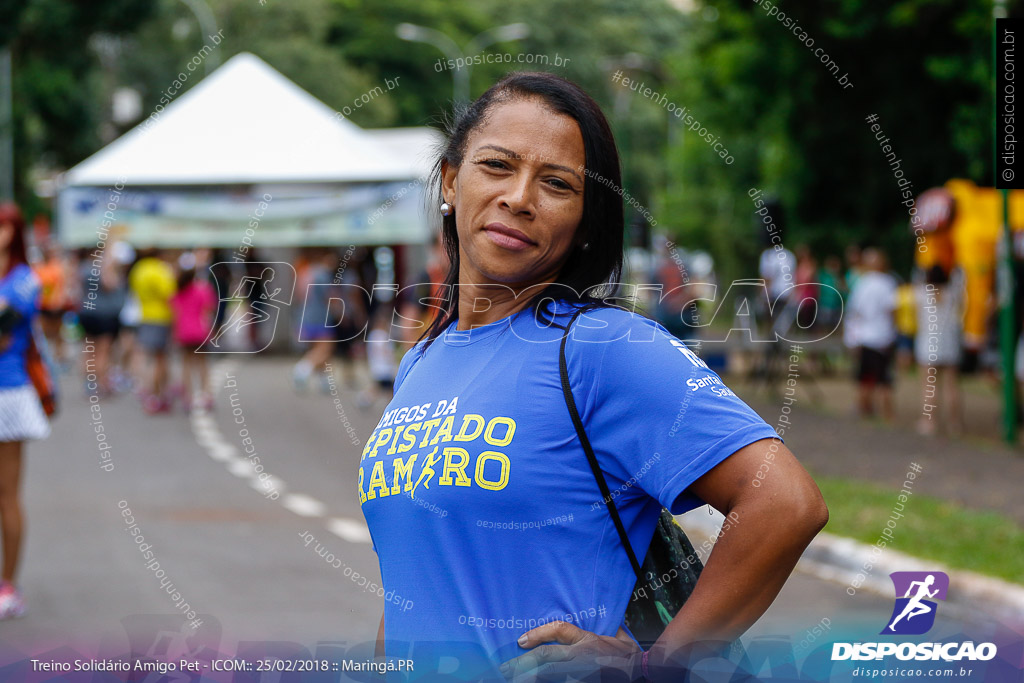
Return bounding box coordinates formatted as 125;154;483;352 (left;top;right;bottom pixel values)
915;264;965;436
0;202;50;619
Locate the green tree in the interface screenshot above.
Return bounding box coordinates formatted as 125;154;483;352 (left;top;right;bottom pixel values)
658;0;998;280
119;0;399;131
4;0;155;212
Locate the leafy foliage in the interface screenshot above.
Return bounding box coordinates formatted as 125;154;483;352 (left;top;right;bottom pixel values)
3;0;1002;277
657;0;997;278
5;0;155;212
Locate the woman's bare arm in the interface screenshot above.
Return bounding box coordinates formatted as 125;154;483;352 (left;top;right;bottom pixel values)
375;611;385;658
650;437;828;668
501;438;827;680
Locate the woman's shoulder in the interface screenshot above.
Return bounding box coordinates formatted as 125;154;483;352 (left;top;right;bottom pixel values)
394;336;432;390
559;301;714;394
561;301;665;342
565;301;659;333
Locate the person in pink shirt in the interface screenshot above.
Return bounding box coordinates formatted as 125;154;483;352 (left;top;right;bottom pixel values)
170;268;216;412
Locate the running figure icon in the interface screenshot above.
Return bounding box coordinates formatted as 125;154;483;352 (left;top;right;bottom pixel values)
881;570;948;635
200;262;296;353
207;269;280;348
888;574;939;631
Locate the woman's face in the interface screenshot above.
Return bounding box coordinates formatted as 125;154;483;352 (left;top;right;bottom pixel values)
442;98;586;290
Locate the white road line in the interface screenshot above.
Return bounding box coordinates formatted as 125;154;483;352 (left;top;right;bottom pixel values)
207;443;239;462
227;459;255;478
250;476;285;495
326;517;372;544
193;433;225;449
191;414;217;430
193;360;368;544
282;494;327;518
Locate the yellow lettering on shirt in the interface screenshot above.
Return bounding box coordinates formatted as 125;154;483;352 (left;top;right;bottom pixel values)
386;425;406;456
368;428;393;459
453;414;485;442
439;447;472;486
418;419;442;448
484;417;516;447
429;416;455;446
397;422;420;453
475;451;511;490
391;454;418;494
360;433;376;462
366;460;390;500
362;405;520;505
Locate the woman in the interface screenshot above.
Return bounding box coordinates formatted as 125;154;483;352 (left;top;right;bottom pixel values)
77;245;126;397
127;249;176;413
33;241;68;370
170;267;216;411
293;250;342;392
358;73;827;681
844;248;898;421
0;202;50;619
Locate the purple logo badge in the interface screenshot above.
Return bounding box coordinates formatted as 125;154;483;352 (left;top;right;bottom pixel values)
881;571;949;635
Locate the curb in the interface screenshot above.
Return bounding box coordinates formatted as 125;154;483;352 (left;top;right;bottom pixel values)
677;513;1024;627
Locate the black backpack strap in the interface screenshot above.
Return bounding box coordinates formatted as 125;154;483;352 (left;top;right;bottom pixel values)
559;305;643;579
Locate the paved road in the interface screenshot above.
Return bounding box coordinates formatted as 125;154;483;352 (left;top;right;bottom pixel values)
740;377;1024;526
0;354;995;669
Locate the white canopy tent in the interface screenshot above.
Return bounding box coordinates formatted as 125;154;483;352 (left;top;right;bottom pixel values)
58;52;443;248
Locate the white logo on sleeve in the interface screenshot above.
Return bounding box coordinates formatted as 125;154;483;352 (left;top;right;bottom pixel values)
669;338;709;369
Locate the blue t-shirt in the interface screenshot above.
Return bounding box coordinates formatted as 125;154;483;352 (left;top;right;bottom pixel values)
0;264;40;389
358;300;779;676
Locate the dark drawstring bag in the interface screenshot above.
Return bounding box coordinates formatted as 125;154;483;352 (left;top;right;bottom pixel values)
558;305;703;649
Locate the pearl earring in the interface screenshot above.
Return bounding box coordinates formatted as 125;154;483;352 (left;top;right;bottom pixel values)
582;242;591;251
440;202;454;216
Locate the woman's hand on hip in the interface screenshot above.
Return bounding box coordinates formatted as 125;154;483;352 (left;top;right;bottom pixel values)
500;621;640;681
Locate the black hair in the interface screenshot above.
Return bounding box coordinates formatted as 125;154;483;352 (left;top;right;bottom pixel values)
419;71;625;350
177;267;196;291
924;263;950;287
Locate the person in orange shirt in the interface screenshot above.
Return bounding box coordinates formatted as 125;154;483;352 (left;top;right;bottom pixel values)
33;242;68;369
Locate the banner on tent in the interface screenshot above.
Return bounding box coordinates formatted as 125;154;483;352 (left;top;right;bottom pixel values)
56;182;430;248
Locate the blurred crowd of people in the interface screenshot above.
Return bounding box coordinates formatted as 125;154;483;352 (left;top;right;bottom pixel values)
751;234;968;436
15;208;983;440
832;244;964;436
33;244;221;414
0;200;432;619
649;225;969;437
0;194;1011;621
24;240;418;417
290;246;403;409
